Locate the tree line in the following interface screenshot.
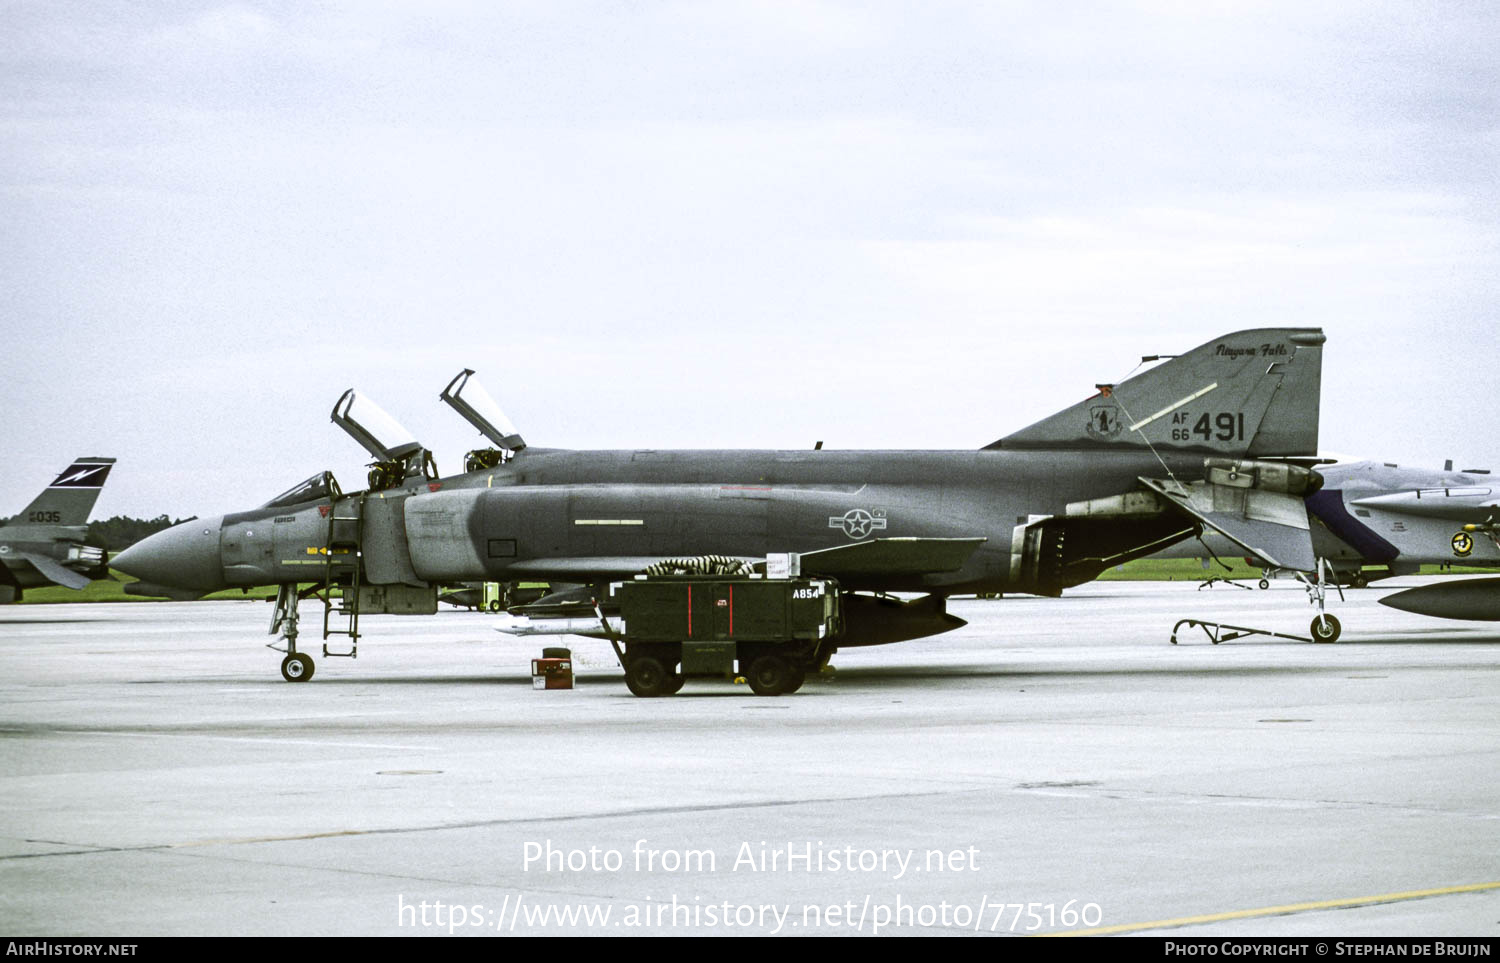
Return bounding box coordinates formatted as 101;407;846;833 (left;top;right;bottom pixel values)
87;515;195;552
3;514;193;552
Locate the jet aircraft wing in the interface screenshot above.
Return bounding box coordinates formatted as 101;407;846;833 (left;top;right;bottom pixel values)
499;538;986;583
794;537;988;579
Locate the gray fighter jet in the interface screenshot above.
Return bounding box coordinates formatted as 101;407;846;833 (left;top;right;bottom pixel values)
1176;459;1498;589
114;330;1328;681
0;458;115;602
1310;460;1497;587
1341;461;1500;621
1166;458;1500;631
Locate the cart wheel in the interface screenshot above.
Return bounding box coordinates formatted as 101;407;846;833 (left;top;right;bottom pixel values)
746;655;792;696
280;653;314;683
783;664;807;694
489;600;502;612
667;674;686;695
1351;572;1368;589
1310;614;1341;643
624;657;672;697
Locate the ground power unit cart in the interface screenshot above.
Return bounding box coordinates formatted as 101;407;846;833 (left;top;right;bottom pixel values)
601;574;842;697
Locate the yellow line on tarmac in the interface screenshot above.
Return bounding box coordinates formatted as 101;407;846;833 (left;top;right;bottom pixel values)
1043;880;1500;937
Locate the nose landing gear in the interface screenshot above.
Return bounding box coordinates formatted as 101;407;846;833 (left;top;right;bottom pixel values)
270;583;317;682
280;652;315;682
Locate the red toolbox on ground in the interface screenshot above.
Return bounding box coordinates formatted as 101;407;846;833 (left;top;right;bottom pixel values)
531;657;573;689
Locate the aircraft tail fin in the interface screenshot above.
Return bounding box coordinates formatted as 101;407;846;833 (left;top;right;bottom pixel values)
15;458;116;527
985;329;1324;456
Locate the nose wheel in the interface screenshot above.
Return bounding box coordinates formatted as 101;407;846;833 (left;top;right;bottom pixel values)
1310;614;1342;643
271;584;317;681
280;652;315;682
1297;559;1345;643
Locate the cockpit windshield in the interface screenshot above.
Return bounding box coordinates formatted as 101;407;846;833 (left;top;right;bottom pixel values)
261;471;341;509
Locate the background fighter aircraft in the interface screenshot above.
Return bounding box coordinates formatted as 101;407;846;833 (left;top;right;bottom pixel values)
1171;460;1499;578
1160;457;1500;632
1308;460;1498;587
1350;461;1500;621
115;329;1327;681
0;457;115;603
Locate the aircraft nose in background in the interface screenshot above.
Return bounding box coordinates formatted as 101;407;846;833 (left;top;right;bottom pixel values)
112;516;228;593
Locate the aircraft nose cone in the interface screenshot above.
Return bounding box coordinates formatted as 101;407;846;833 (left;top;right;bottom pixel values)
113;516;228;593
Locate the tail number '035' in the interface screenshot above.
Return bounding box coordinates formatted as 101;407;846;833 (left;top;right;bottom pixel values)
1171;412;1244;442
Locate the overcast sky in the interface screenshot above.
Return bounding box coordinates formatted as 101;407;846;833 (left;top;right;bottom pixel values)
4;1;1497;519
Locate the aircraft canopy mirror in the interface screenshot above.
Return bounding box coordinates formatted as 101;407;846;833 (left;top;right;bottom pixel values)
330;389;424;462
440;369;526;452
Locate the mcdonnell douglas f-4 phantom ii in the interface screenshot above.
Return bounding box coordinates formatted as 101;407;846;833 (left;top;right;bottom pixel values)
1;458;115;603
114;328;1327;682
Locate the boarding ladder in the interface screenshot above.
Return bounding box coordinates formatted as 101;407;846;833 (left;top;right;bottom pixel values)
321;495;364;658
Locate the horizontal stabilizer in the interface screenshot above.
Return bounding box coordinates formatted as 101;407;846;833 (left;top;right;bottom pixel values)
797;537;986;578
1380;578;1500;621
16;552;91;590
1140;477;1315;572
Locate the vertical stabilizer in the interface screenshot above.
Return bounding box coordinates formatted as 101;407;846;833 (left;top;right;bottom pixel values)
15;458;116;527
987;329;1324;457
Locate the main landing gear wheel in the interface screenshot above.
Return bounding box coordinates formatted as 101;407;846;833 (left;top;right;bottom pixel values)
1310;614;1342;643
280;652;314;683
624;656;672;697
1258;578;1270;590
746;655;793;696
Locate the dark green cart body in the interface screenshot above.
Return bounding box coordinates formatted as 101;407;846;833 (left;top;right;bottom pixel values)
606;576;840;696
